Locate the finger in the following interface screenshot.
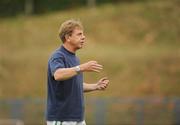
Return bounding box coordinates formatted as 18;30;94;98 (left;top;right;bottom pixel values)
100;81;108;84
101;82;108;86
93;63;103;67
100;86;106;90
101;83;108;87
102;79;109;82
92;69;101;73
100;77;108;82
92;65;103;68
94;66;103;70
100;81;109;87
92;65;103;70
100;84;107;88
103;80;109;84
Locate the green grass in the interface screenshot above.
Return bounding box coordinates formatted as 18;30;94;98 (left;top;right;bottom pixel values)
0;0;179;98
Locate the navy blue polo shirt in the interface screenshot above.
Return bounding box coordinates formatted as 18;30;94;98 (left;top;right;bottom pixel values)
46;45;84;121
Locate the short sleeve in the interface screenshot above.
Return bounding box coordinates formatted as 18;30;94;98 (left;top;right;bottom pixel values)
49;56;65;76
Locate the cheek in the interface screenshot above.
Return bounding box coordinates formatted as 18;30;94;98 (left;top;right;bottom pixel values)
75;37;81;42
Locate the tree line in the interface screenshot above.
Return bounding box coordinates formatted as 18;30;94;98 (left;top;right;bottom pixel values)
0;0;149;17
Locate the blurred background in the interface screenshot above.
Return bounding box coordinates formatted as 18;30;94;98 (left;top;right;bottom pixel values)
0;0;180;124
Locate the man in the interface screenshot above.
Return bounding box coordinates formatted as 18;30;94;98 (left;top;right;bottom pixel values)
46;19;109;125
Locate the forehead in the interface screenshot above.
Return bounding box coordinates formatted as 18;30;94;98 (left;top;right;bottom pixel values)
72;27;83;34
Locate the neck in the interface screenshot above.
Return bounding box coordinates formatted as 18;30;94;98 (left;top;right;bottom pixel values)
63;43;76;54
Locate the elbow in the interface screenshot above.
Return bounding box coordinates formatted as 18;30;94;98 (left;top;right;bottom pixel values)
54;71;63;81
54;75;60;81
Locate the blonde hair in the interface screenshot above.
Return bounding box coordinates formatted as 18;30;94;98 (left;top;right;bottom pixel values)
59;19;83;43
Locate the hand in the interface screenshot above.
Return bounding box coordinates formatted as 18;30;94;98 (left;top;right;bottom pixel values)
79;61;103;73
95;77;109;90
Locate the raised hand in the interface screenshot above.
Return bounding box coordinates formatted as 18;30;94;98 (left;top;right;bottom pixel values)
95;77;109;90
79;61;103;73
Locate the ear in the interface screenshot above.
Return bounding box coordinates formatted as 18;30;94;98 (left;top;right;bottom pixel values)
65;35;70;42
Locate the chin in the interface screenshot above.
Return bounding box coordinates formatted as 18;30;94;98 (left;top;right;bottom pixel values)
78;46;83;49
79;45;83;49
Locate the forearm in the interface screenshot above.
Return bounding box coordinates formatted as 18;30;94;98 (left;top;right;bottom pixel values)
83;83;97;92
84;77;109;92
54;67;78;81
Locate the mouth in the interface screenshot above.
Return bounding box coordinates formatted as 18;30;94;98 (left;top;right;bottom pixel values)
80;41;85;45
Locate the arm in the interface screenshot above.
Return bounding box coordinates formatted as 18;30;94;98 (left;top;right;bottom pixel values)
83;77;109;92
83;83;97;92
54;61;102;81
54;67;78;81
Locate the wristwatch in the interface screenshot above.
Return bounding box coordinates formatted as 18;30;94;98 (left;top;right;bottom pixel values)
75;66;81;73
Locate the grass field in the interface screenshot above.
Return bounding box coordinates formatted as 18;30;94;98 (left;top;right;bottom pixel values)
0;0;180;99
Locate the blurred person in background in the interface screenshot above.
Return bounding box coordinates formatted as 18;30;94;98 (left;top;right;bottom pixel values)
46;19;109;125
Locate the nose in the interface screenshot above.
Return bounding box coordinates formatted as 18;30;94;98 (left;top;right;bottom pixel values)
82;35;85;40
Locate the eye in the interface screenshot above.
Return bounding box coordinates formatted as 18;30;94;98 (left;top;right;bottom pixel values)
78;33;82;36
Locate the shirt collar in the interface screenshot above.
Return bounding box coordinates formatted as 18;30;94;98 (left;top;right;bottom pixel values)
60;45;75;55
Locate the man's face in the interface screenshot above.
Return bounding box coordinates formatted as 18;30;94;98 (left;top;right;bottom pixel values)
68;27;85;50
